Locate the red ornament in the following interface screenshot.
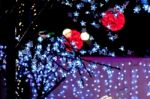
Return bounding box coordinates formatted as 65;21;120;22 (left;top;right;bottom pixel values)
101;10;125;31
65;29;83;51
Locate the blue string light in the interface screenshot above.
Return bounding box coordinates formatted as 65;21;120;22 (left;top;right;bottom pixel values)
0;45;7;71
15;34;114;98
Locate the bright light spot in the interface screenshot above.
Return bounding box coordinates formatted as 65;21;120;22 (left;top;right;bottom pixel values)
80;32;90;41
62;28;72;38
100;95;112;99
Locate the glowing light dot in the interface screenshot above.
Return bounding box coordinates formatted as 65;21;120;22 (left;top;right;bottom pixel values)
80;32;90;41
62;28;72;38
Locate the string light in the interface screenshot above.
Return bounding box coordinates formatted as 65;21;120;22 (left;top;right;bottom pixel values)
16;1;26;41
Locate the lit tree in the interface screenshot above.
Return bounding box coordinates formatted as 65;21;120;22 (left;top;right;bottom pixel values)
16;33;119;98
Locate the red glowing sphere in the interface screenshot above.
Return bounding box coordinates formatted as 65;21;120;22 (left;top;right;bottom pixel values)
65;29;83;51
101;10;125;31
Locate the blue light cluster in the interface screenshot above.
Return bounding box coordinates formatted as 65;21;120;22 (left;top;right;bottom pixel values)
16;35;114;98
141;0;150;13
133;0;150;13
0;44;7;87
1;40;150;98
61;0;150;13
0;45;7;71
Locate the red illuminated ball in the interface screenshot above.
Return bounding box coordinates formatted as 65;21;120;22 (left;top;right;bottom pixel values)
64;29;83;51
101;10;125;31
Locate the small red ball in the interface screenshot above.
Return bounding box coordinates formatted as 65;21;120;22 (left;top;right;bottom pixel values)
101;10;125;31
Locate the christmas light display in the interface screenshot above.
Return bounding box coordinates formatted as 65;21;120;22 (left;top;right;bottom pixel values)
15;34;118;98
60;0;128;31
14;0;150;56
0;0;150;98
13;33;150;98
59;0;150;56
